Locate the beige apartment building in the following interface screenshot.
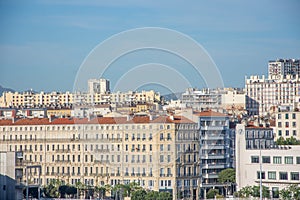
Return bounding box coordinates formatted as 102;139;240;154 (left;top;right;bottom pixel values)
273;107;300;140
0;115;199;199
0;91;73;108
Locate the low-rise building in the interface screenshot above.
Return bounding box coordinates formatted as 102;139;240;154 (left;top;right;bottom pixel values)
236;124;300;198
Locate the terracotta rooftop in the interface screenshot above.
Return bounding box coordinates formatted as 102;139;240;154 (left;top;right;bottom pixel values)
193;110;228;117
0;115;195;126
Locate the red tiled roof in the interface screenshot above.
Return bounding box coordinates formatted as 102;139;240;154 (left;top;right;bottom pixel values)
0;115;195;126
193;110;227;117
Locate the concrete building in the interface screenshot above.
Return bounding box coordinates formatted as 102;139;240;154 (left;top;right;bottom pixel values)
88;78;110;95
194;110;235;198
181;88;245;111
0;115;200;200
0;151;23;200
273;106;300;140
0;90;73;108
236;124;300;198
268;59;300;78
245;74;300;116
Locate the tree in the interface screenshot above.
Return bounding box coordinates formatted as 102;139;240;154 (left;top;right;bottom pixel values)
206;188;219;199
251;185;270;198
145;190;159;200
280;184;300;200
157;192;172;200
218;168;236;196
218;168;236;183
276;136;300;145
43;179;62;198
131;189;147;200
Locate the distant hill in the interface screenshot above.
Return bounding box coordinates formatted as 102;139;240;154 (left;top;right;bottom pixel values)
0;85;15;95
162;92;183;101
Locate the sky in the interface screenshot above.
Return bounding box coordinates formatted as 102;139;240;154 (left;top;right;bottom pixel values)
0;0;300;94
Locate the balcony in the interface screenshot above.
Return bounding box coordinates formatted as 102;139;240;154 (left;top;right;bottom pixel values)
200;125;227;131
202;173;218;179
201;163;227;169
202;144;226;150
201;154;226;159
202;135;226;140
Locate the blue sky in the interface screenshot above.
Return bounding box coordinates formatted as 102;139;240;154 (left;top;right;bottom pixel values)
0;0;300;93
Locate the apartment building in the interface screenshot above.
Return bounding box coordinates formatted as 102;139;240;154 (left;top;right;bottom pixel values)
236;124;300;198
182;88;245;111
0;90;73;108
194;111;234;198
0;115;199;199
273;106;300;140
268;59;300;78
245;74;300;116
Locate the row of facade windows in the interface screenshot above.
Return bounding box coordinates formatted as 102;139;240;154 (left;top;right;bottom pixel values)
257;171;299;181
251;155;300;164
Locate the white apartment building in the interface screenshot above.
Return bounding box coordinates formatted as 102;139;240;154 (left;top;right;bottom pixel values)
88;78;110;95
236;124;300;198
245;74;300;116
273;106;300;140
181;88;245;111
0;115;200;200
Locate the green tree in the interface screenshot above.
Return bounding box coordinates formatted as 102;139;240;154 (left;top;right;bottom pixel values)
218;168;236;184
280;184;300;200
280;187;292;200
236;186;252;198
206;189;219;199
276;136;300;145
145;190;159;200
131;189;147;200
43;179;62;198
218;168;236;196
157;192;172;200
251;185;270;198
95;185;106;199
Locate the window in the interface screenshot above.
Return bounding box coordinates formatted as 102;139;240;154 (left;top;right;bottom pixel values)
278;130;282;136
268;171;276;180
160;144;164;151
160;133;164;140
278;114;281;119
292;113;296;119
286;130;289;136
279;172;288;180
278;122;282;127
285;114;289;119
262;156;270;163
296;157;300;164
284;156;293;164
257;171;265;179
251;156;259;163
160;155;164;163
273;156;282;164
272;187;279;198
291;172;299;180
292;122;296;127
293;130;297;136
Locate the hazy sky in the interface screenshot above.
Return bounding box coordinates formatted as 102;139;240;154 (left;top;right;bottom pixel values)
1;0;300;94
